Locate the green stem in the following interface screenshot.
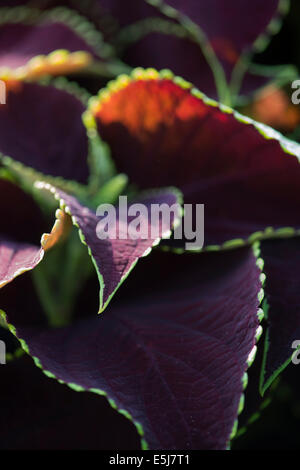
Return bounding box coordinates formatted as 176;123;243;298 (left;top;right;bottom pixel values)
33;233;94;328
146;0;231;105
229;57;250;106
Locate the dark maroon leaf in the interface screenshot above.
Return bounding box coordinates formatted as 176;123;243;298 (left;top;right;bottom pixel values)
156;0;282;76
90;70;300;248
0;81;89;183
1;246;263;449
0;355;139;449
259;238;300;395
37;182;182;311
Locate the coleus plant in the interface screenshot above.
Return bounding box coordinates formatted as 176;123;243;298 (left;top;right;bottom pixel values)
0;0;300;451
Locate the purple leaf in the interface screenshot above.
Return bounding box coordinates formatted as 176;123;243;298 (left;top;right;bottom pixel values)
0;178;71;288
123;30;217;99
37;182;182;311
0;81;89;183
0;22;98;68
0;5;112;79
0;240;44;289
260;238;300;394
90;69;300;248
159;0;282;77
1;246;263;449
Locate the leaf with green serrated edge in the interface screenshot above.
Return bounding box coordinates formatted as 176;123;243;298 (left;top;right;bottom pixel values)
120;19;295;102
121;22;218;100
87;68;300;251
0;246;263;450
0;178;71;289
36;182;182;312
0;5;114;80
0;320;24;364
147;0;286;78
259;238;300;395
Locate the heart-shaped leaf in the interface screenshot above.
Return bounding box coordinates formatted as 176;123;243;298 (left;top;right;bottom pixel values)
1;246;263;449
36;182;182;311
88;68;300;249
